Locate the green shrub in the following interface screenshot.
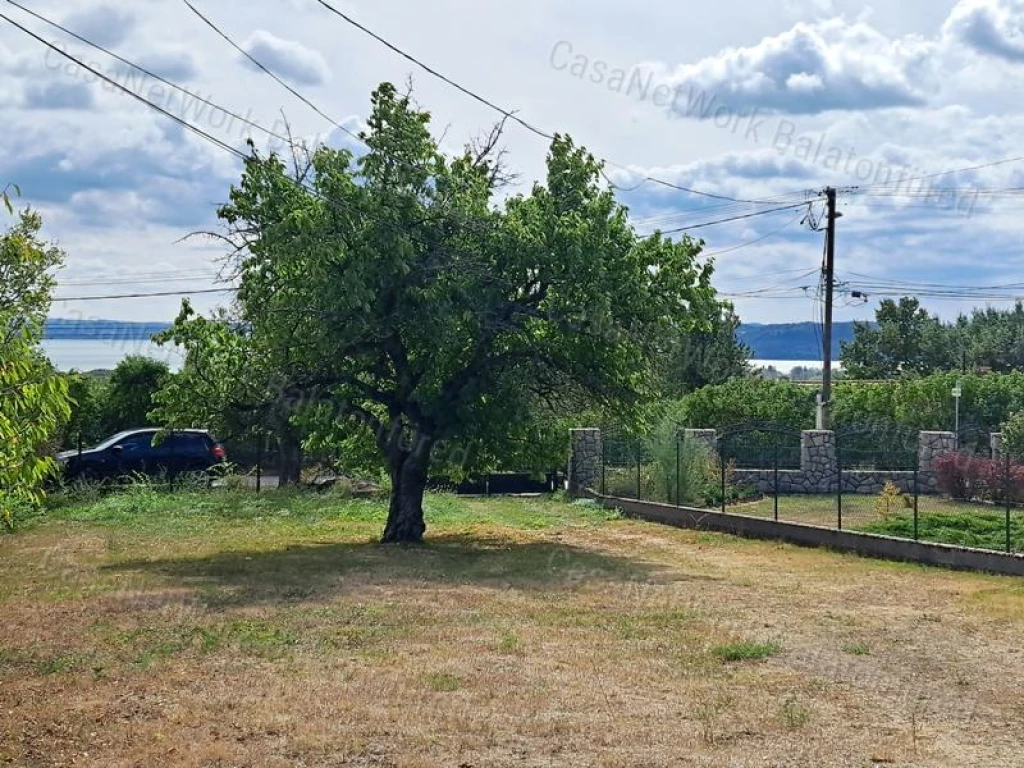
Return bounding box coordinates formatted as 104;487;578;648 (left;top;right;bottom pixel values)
676;379;815;431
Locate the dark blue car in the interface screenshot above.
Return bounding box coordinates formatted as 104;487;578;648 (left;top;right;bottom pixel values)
57;428;226;482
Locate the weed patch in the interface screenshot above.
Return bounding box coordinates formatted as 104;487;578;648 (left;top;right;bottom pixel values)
711;640;782;662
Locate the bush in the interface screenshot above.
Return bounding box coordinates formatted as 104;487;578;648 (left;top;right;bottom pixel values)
933;452;1024;502
676;379;815;431
934;453;972;500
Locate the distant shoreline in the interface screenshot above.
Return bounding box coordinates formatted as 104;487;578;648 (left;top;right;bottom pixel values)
43;318;860;362
44;319;172;341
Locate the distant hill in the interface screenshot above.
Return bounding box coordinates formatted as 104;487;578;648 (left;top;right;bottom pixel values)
738;322;858;361
44;318;171;341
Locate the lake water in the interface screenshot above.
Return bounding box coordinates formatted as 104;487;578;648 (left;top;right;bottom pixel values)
39;342;836;377
42;339;184;372
751;360;841;373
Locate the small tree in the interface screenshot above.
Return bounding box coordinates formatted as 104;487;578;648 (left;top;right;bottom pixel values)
0;207;70;528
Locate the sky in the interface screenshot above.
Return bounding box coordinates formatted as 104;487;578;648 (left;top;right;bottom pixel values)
2;0;1023;327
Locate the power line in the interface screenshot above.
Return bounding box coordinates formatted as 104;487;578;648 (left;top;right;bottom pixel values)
840;270;1024;291
647;201;818;236
849;157;1024;193
308;0;804;206
629;191;814;229
3;0;293;147
0;11;248;161
58;269;222;286
311;0;554;141
5;7;508;282
173;0;539;239
58;274;224;288
10;4;812;312
720;269;821;296
717;266;825;284
701;209;809;258
180;0;360;143
52;287;237;302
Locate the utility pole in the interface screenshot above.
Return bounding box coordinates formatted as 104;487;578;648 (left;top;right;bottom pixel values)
820;187;838;430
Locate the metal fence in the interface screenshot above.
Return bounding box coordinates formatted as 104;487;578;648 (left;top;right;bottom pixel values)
601;421;1024;555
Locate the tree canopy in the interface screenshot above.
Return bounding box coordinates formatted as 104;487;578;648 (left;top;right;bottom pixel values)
840;298;1024;379
155;83;722;541
659;304;750;396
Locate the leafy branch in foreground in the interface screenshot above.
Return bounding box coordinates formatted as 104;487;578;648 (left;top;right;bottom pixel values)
0;207;70;529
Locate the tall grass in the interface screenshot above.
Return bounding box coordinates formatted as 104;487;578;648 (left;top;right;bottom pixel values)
644;420;718;506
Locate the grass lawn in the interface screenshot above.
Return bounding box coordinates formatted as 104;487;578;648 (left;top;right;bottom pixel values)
730;494;1024;552
4;488;1024;766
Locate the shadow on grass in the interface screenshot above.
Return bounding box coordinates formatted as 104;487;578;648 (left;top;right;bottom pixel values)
103;533;673;607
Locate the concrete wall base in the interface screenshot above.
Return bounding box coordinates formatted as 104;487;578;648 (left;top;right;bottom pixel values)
587;492;1024;577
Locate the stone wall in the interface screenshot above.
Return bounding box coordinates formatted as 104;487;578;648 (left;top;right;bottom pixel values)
568;428;602;498
733;469;916;495
733;469;819;495
802;431;836;491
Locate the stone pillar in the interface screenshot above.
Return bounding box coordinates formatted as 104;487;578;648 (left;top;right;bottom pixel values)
801;430;836;493
918;431;956;492
568;428;602;498
683;429;717;456
992;433;1005;461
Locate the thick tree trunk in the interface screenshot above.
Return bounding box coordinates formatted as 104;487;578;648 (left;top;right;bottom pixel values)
277;430;303;488
382;441;432;544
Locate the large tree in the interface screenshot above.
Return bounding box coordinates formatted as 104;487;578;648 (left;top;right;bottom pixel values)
159;84;718;541
841;297;955;379
0;206;70;529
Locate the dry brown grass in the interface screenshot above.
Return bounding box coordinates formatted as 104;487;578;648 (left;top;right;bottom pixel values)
3;493;1024;767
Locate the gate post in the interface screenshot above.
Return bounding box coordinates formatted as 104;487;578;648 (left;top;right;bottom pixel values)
683;429;718;455
568;429;602;498
801;430;836;493
992;433;1006;461
918;431;956;493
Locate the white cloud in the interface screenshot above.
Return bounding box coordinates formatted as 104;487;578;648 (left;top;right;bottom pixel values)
23;81;94;110
133;49;199;82
240;30;331;86
661;18;937;118
944;0;1024;62
61;4;136;48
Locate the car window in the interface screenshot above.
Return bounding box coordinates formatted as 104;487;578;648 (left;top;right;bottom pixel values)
115;433;157;453
89;431;135;451
163;434;209;454
180;434;211;454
